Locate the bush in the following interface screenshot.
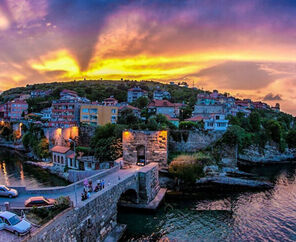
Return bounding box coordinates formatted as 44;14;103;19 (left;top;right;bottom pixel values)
169;153;212;183
179;121;199;130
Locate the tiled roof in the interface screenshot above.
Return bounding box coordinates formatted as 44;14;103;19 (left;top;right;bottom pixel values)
51;146;70;154
67;151;75;159
148;100;176;107
119;105;140;111
185;116;204;121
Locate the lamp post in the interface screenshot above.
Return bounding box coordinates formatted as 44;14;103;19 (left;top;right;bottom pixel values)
69;138;77;207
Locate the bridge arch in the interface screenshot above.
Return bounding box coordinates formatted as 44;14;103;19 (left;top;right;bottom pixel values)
118;188;138;204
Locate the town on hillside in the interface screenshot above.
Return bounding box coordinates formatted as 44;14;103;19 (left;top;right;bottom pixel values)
0;80;283;172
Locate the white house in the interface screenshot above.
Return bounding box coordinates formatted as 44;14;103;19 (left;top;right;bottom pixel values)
51;145;79;170
127;87;148;103
204;114;229;131
148;100;180;118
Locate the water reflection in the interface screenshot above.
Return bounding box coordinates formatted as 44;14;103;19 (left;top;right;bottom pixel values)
119;164;296;242
0;149;69;188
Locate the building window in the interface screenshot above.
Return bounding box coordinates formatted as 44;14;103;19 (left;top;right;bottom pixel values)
82;108;89;113
61;156;64;164
82;115;89;120
87;162;92;168
90;109;97;114
111;109;116;114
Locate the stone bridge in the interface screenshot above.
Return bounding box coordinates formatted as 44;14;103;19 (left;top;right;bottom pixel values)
24;162;163;242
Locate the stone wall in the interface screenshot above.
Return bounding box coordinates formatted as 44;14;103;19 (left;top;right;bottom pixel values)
122;130;168;168
25;163;159;242
78;125;96;146
26;174;139;242
169;130;224;152
138;163;160;202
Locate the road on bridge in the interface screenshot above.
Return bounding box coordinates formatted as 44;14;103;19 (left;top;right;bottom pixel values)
0;166;141;208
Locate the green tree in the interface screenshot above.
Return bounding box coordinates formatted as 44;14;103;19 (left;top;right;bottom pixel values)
249;111;261;132
117;109;139;125
265;120;282;143
91;124;125;161
179;121;199;130
133;96;149;109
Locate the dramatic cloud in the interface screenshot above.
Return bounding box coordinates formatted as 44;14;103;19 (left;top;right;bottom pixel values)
263;93;282;101
189;61;274;90
0;0;296;113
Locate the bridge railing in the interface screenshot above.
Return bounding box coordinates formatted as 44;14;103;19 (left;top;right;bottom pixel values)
11;164;120;195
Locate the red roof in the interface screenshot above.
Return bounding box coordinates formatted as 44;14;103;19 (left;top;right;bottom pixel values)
104;97;117;101
51;146;70;154
119;105;140;111
148;100;176;108
185;116;204;122
67;151;75;159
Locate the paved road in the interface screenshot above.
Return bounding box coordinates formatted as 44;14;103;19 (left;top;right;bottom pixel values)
0;166;142;208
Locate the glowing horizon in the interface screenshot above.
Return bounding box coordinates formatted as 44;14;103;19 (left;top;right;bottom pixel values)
0;0;296;114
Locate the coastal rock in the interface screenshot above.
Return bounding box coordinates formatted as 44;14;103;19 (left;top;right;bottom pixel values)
196;176;273;189
203;165;219;176
221;167;255;178
239;145;296;164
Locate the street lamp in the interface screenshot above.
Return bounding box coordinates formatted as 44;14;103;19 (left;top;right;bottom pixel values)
69;138;77;207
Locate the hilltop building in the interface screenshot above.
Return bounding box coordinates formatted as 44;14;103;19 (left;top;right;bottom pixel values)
153;87;171;100
127;87;148;103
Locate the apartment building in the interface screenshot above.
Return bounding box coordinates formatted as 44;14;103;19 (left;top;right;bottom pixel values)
80;103;118;126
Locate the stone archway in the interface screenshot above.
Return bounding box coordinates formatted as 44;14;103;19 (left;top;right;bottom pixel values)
118;189;139;204
136;145;146;166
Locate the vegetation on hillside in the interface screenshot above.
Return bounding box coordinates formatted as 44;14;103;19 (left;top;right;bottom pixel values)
221;110;295;153
22;124;50;159
0;79;200;114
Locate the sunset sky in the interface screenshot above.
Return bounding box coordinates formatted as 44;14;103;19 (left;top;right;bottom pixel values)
0;0;296;114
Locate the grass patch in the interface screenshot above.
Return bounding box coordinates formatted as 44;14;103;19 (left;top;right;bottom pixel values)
168;152;214;183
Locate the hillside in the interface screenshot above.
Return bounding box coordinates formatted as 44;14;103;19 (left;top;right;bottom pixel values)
0;79;200;113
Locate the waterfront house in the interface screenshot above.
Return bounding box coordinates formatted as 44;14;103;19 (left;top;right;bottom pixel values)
80;103;118;126
51;146;72;168
127;87;148;103
204;114;229;131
